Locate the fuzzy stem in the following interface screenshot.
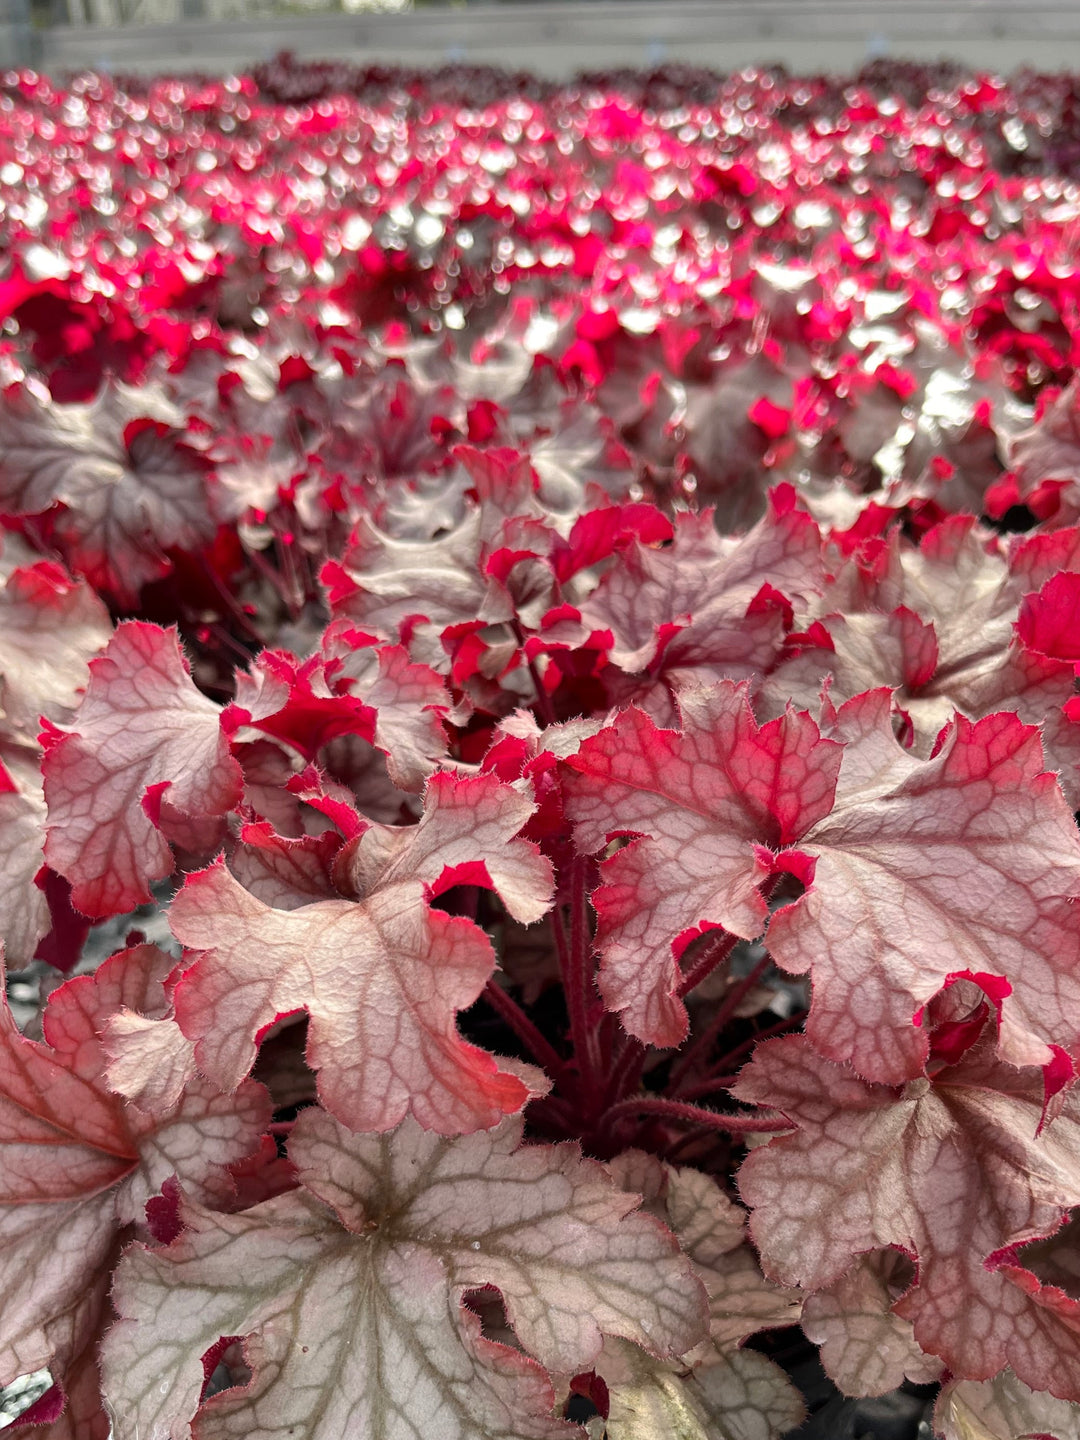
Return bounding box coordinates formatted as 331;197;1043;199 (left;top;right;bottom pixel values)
668;951;772;1094
482;978;567;1081
705;1013;808;1075
552;859;603;1105
270;510;307;617
527;652;556;727
597;1010;619;1077
206;622;259;667
195;555;263;643
602;1095;782;1134
512;620;556;726
602;1036;648;1108
669;1074;741;1102
675;926;740;999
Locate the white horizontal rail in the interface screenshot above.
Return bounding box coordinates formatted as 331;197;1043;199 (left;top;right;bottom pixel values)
17;2;1080;79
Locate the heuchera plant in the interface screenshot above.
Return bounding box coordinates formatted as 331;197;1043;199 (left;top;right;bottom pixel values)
5;54;1080;1440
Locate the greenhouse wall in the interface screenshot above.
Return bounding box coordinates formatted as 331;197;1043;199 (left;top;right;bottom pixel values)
9;0;1080;78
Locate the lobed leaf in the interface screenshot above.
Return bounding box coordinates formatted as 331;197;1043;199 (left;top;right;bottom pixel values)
767;694;1080;1081
41;622;242;917
171;771;553;1132
734;1033;1080;1397
934;1368;1080;1440
0;944;269;1419
800;1250;944;1397
0;380;214;606
563;679;841;1045
101;1111;707;1440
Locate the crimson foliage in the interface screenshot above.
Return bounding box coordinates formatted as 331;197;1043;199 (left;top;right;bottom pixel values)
2;56;1080;1440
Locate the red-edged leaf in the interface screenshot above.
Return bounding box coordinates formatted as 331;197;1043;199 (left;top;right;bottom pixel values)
10;1324;111;1439
767;693;1080;1082
229;824;341;910
562;680;841;1045
1006;375;1080;517
171;861;523;1133
42;623;242;917
171;774;552;1131
226;648;377;764
322;509;487;645
0;944;269;1404
734;1032;1080;1396
101;1111;706;1440
764;516;1078;767
321;623;454;789
332;770;554;921
573;490;822;719
0;562;111;742
762;606;939;713
0;380;214;605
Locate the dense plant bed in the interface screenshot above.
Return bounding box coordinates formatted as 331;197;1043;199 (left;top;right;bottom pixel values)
4;53;1080;1440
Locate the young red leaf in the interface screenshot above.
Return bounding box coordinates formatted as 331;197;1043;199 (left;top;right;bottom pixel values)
0;944;270;1413
767;696;1080;1081
101;1111;707;1440
231;627;455;793
734;1033;1080;1396
42;622;242;918
225;647;378;763
562;680;841;1045
1018;572;1080;663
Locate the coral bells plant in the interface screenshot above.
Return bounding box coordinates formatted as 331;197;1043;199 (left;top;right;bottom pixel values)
6;55;1080;1440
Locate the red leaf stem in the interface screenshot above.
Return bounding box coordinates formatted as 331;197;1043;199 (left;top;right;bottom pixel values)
703;1012;810;1078
675;925;741;999
194;554;263;644
668;951;773;1093
513;620;556;726
661;1126;728;1165
552;858;603;1106
601;1095;782;1134
602;1035;649;1108
482;977;568;1083
526;1092;579;1135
